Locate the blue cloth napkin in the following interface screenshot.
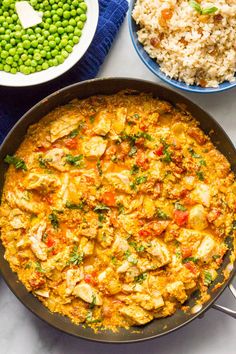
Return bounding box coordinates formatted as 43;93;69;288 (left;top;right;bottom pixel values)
0;0;128;144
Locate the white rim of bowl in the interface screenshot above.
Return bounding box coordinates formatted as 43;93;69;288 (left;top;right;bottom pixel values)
0;0;99;87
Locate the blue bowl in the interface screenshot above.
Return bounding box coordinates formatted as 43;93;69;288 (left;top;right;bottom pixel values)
128;0;236;93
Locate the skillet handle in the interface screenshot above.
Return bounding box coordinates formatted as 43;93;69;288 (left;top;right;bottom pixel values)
212;284;236;319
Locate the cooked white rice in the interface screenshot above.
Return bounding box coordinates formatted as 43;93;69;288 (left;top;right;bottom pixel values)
133;0;236;87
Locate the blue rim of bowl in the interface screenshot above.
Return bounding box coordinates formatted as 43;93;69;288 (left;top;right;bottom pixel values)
128;0;236;94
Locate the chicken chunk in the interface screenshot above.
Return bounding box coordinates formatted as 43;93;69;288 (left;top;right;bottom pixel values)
9;209;28;229
29;222;47;261
97;267;121;294
196;235;217;262
93;110;111;136
131;291;164;310
177;228;205;248
79;237;94;256
188;205;208;231
65;268;84;295
112;107;127;134
82;136;107;158
119;304;153;325
166;281;188;303
73;283;102;305
146;239;171;267
25;173;60;192
191;183;211;207
44;148;69;172
6;190;41;215
104;170;131;193
50;111;83;142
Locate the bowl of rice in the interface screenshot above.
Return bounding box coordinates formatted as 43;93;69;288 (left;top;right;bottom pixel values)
129;0;236;93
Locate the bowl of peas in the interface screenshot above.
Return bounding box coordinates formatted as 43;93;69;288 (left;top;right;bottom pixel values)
0;0;99;86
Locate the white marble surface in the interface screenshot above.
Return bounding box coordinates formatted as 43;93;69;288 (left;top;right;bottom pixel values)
1;13;236;354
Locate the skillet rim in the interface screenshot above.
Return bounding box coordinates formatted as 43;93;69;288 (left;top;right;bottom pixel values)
0;77;235;343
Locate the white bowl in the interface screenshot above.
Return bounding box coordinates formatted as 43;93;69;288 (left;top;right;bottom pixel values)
0;0;99;87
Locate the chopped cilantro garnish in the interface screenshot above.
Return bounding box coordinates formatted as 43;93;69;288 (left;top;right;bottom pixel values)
160;138;172;163
66;201;85;211
182;257;198;264
67;246;83;265
94;204;110;213
188;148;201;158
89;115;95;123
213;254;221;260
117;202;125;214
49;212;59;230
175;202;187;211
4;155;27;171
128;145;137;157
196;171;204;181
156;208;169;220
35;261;44;273
134;272;147;283
38;156;47;168
204;271;213;286
130;164;139;175
97;159;103;176
89;294;97;309
66;154;84;167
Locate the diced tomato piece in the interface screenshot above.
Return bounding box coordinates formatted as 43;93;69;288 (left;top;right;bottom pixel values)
184;262;197;274
136;150;149;170
181;246;192;259
154;145;164;156
65;138;77;150
139;229;151;237
174;209;189;226
140;124;148;132
161;8;173;20
35;146;47;152
46;237;55;248
101;191;116;207
84;273;97;286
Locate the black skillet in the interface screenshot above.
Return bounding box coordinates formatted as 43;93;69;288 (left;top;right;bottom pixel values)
0;78;235;343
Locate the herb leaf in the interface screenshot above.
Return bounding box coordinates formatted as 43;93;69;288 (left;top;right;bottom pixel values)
4;155;27;171
130;164;139;175
156;208;169;220
182;257;198;264
189;0;202;14
35;261;44;273
202;6;218;15
134;272;147;283
94;204;110;213
89;294;97;309
204;271;213;286
66;201;85;210
68;246;83;265
66;154;83;167
188;148;201;158
128;145;137;157
49;212;59;230
97;160;103;176
196;171;204;181
175;202;187;211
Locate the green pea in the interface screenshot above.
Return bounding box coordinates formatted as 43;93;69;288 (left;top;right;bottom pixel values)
66;25;74;33
80;14;87;22
65;45;72;53
56;54;64;64
46;52;51;59
3;64;11;73
77;21;84;29
49;40;56;48
23;40;31;49
42;62;49;70
1;50;8;59
58;27;64;34
49;25;57;33
6;56;13;65
71;9;77;16
60;38;68;47
63;4;70;11
63;11;70;19
79;2;87;11
34;53;41;61
73;36;79;44
10;67;17;74
61;49;69;58
56;8;63;16
31;40;38;48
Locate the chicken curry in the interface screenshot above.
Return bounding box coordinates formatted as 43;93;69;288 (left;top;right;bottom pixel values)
0;92;235;331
